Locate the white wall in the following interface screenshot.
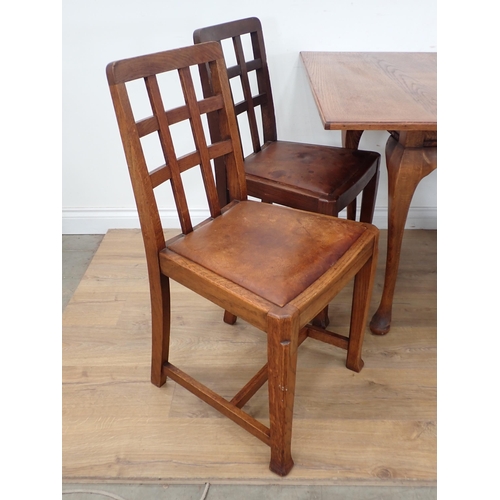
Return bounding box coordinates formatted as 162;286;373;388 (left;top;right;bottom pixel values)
62;0;437;233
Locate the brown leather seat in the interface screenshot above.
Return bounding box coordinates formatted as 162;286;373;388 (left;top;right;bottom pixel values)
167;201;367;307
244;141;380;214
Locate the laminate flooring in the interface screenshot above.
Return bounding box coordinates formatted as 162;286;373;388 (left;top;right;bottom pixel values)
62;229;437;499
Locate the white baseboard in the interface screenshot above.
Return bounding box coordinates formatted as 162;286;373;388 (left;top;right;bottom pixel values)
62;206;437;234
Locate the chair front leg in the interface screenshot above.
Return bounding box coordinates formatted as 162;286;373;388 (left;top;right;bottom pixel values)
346;237;379;372
267;306;299;476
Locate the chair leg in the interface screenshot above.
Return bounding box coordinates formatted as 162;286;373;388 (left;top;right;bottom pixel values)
150;274;171;387
346;198;357;220
267;307;299;476
311;306;330;328
310;198;340;329
223;310;237;325
345;239;378;372
359;167;380;224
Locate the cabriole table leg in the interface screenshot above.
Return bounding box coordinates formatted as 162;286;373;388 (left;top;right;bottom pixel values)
369;131;437;334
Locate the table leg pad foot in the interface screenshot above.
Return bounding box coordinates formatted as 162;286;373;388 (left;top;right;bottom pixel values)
370;311;391;335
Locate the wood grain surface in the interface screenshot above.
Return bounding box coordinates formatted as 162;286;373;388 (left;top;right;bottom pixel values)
62;229;436;484
300;52;437;131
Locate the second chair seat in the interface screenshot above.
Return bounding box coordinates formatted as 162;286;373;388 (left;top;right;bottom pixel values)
244;140;380;217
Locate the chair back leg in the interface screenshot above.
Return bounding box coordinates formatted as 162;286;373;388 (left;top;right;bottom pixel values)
150;274;171;387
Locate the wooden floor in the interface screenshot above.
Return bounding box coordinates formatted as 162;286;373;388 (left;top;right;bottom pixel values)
62;228;436;485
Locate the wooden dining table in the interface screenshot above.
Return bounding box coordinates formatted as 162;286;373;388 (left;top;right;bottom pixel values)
300;51;437;334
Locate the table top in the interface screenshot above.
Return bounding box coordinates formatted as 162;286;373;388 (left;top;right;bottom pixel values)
300;52;437;131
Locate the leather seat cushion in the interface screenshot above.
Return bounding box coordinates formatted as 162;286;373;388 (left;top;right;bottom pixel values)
243;141;379;197
167;200;367;307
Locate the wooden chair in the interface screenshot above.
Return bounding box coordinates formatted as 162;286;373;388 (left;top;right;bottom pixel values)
106;41;379;476
193;17;380;327
193;17;380;221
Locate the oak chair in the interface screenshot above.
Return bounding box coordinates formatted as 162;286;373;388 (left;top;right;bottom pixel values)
193;17;380;220
193;17;380;327
106;41;379;476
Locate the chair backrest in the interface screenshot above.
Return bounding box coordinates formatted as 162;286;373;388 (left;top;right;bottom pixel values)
106;42;248;265
193;17;277;155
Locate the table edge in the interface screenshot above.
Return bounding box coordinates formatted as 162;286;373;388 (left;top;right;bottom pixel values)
300;51;437;131
323;123;437;131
